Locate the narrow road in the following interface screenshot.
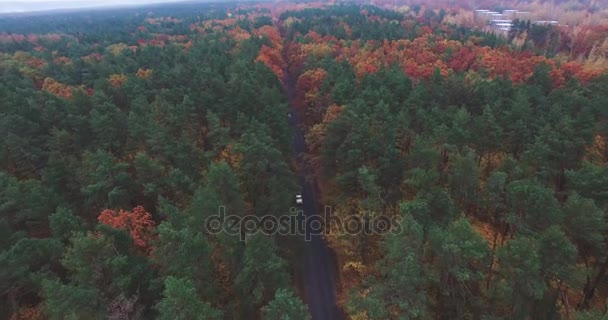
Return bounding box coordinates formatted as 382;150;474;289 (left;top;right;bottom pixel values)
271;18;341;318
287;86;342;320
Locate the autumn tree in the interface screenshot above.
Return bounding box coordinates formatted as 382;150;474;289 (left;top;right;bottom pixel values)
98;206;156;251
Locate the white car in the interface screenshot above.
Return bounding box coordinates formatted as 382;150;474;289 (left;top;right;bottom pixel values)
295;194;303;205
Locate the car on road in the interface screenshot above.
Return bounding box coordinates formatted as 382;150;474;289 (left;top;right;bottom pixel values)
296;194;303;205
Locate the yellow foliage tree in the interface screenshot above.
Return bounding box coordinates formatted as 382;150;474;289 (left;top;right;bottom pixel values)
136;68;153;80
107;43;129;56
108;74;127;87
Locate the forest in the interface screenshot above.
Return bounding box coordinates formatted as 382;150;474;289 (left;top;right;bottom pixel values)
1;0;608;319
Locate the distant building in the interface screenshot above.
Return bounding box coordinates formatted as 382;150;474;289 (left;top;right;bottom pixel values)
474;9;489;18
503;9;517;18
495;23;513;31
475;9;495;22
533;20;558;25
473;8;557;33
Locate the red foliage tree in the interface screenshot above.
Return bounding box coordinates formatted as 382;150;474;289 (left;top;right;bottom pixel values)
449;46;479;72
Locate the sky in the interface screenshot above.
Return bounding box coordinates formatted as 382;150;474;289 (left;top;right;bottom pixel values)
0;0;187;13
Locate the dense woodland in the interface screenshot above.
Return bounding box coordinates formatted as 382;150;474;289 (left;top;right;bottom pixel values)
1;1;608;319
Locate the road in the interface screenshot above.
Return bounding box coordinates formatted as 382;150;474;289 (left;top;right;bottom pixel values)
274;18;341;317
288;100;342;320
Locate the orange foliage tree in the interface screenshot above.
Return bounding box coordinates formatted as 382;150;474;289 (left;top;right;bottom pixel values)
254;26;286;83
305;104;344;172
53;56;72;65
41;77;74;99
227;26;251;42
292;30;604;86
9;305;45;320
306;104;344;151
98;206;156;251
295;68;328;110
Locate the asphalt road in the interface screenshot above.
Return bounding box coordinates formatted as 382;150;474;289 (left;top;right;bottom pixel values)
289;109;342;320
